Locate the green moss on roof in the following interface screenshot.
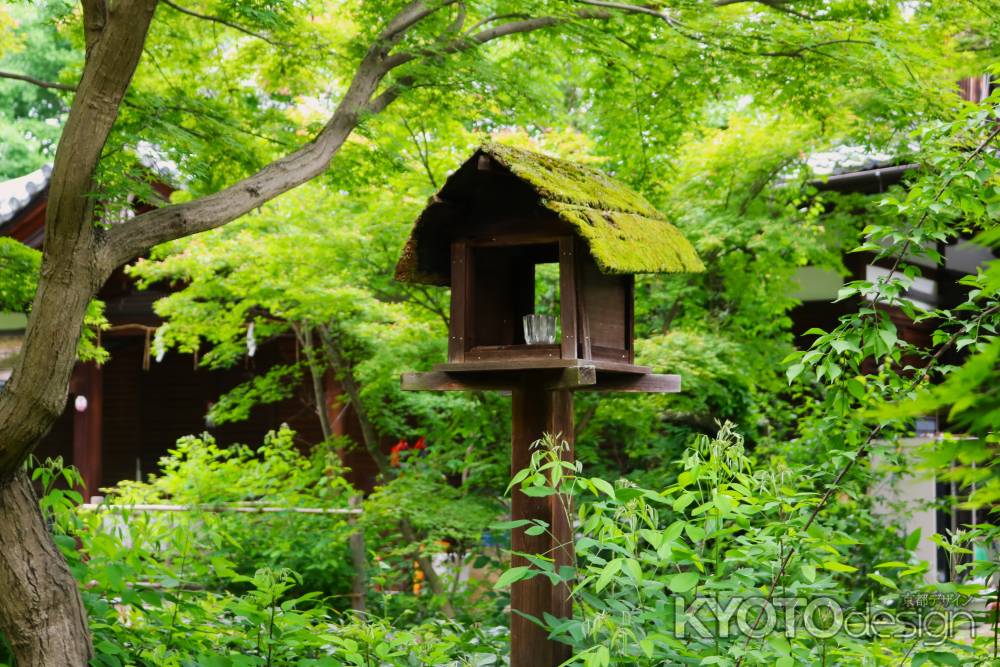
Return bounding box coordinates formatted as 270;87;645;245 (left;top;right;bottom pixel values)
486;143;704;274
485;143;662;219
547;203;703;275
395;143;704;284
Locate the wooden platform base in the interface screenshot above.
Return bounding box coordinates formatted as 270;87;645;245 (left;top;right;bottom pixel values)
433;358;651;374
401;366;680;394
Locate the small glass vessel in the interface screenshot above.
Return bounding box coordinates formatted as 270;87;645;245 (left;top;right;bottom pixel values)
522;314;557;345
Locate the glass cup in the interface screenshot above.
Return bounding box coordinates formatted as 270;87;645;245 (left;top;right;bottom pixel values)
522;314;556;345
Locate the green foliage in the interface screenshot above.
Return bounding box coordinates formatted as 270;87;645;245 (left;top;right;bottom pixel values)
501;425;990;666
207;363;304;426
0;237;39;312
0;237;107;362
0;1;76;178
100;426;360;598
4;2;1000;663
781;94;1000;506
576;330;754;483
25;434;510;666
127;175;515;517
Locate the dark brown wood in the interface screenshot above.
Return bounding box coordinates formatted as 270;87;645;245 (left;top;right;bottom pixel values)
579;253;628;353
71;362;103;500
576;254;592;360
470;243;540;348
470;344;560;353
85;363;102;499
511;388;574;667
401;366;596;392
433;358;651;375
591;344;629;362
400;143;686;667
448;240;469;362
559;237;578;360
466;232;566;248
625;275;635;364
0;471;93;666
404;368;676;393
574;373;681;393
466;344;561;362
547;390;574;667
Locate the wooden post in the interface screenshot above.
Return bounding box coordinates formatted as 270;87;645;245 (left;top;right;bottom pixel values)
511;385;574;667
448;241;469;363
547;389;574;666
71;362;103;500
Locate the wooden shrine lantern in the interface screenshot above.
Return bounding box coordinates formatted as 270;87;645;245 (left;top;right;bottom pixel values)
396;143;704;667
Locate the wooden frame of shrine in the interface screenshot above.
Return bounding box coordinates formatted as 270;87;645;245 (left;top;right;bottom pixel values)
396;143;704;667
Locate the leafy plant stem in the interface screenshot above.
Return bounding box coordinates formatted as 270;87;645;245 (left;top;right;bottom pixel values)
266;585;277;667
164;517;192;654
994;573;999;660
736;295;1000;665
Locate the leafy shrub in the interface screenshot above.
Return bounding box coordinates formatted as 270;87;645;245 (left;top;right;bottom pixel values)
499;426;992;666
103;426;360;599
30;440;510;666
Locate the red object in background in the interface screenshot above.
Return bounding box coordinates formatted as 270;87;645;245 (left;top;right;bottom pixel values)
390;440;408;467
390;437;427;467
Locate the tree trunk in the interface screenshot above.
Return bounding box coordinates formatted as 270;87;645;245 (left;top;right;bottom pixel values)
347;495;368;615
0;1;630;661
0;471;93;666
298;326;369;615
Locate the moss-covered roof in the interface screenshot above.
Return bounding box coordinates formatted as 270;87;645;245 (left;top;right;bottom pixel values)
395;143;704;284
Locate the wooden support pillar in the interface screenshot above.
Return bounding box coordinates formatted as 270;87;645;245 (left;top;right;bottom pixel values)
403;363;678;667
71;362;103;500
511;386;574;667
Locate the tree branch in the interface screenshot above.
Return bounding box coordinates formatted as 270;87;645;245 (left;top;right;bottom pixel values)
0;70;75;92
447;1;467;35
463;12;533;35
102;2;631;267
575;0;678;25
402;117;438;188
47;0;157;256
381;8;610;71
713;0;835;22
100;28;400;267
80;0;107;58
379;0;458;42
160;0;290;47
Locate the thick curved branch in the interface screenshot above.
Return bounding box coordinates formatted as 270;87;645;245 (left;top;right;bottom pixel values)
160;0;289;46
379;0;459;41
102;3;625;267
46;0;157;256
102;0;869;273
382;9;610;71
714;0;832;21
448;1;467;34
575;0;677;25
0;0;158;480
463;12;533;35
0;70;75;92
81;0;107;57
100;24;402;267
